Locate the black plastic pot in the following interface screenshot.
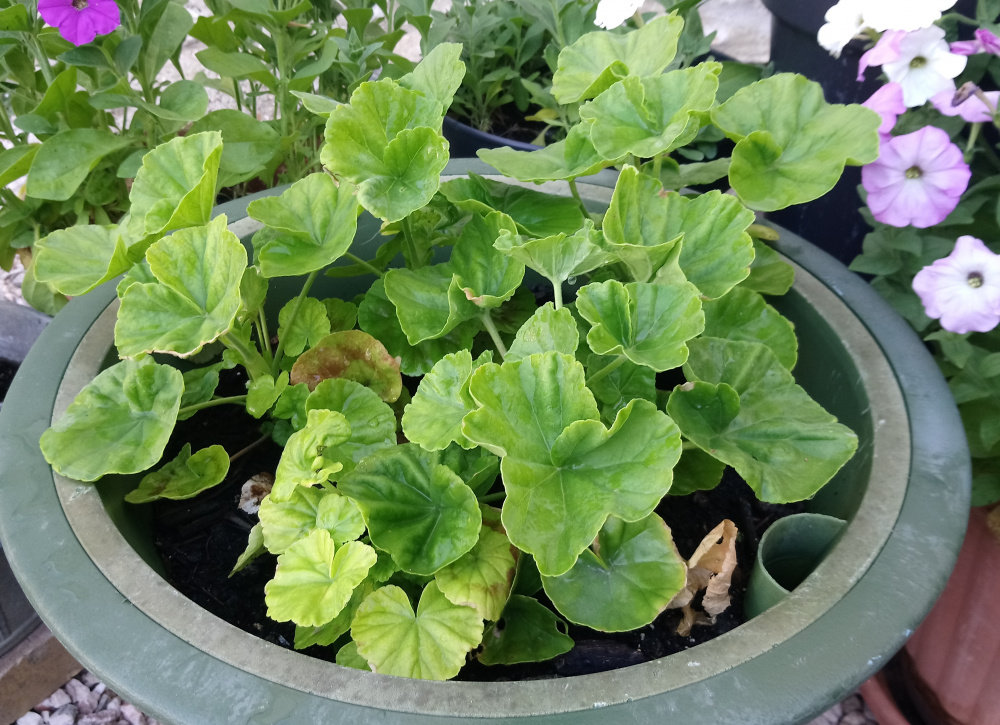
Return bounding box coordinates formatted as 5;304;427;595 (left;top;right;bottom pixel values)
0;300;49;658
442;115;540;158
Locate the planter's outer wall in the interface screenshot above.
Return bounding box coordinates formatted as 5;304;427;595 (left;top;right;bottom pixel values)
0;160;970;725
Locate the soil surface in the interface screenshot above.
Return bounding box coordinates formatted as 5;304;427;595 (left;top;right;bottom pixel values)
0;357;17;404
149;369;804;680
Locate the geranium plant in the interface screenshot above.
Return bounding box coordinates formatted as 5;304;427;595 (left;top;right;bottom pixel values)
828;0;1000;507
34;14;878;680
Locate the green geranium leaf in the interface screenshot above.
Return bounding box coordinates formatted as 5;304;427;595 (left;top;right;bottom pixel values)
450;211;524;309
494;220;610;290
383;263;480;344
115;216;247;358
541;514;686;631
402;350;493;451
277;296;331;358
126;131;223;238
335;641;372;670
124;443;229;503
246;372;289;418
477;595;573;666
579;64;720;160
605;167;754;295
439;174;586;237
477;124;607;182
339;445;482;575
273;382;312;431
703;286;798;369
258;485;365;554
33;224;131;297
744;238;796;295
26;129;132;201
669;445;728;496
551;13;684;103
667;337;858;503
290;330;402;402
712;74;880;211
576;279;704;371
321;79;448;222
305;377;397;473
324;298;358;332
265;531;377;627
239;266;268;322
247;173;360;277
435;523;516;621
358;278;476;376
585;353;657;423
231;522;264;575
463;356;681;576
40;358;183;482
397;42;465;116
506;304;579;361
271;408;351;501
351;582;483;680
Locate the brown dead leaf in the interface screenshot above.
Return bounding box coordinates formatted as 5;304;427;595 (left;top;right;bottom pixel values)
667;519;739;636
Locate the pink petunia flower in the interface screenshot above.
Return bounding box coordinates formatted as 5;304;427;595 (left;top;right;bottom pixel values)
912;235;1000;333
930;82;1000;123
863;82;906;136
38;0;120;46
862;126;971;228
858;30;905;81
950;28;1000;57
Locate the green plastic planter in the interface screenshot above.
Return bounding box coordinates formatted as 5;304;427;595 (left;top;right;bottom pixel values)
0;160;970;724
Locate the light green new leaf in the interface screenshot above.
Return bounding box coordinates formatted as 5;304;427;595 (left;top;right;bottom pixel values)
271;408;351;500
493;220;611;290
126;131;223;238
115;216;247;358
40;359;183;482
26;129;132;201
246;372;289;418
439;174;586;237
579;64;720;160
383;263;479;344
265;531;377;627
339;445;482;575
703;286;798;369
124;443;229;503
506;304;579;361
667;337;858;503
541;514;686;631
712;74;880;211
477;595;573;666
358;279;477;376
258;486;365;554
305;377;397;472
247;173;360;277
231;522;264;575
402;350;493;451
551;13;684;103
477;124;607;182
351;582;484;680
277;296;331;358
435;523;516;621
576;279;704;371
397;42;465;116
33;224;131;296
450;211;524;309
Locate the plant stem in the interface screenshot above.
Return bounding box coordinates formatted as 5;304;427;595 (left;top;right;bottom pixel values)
256;311;274;364
229;433;271;464
481;310;508;360
271;269;320;375
567;178;590;219
177;395;248;417
345;252;384;277
587;355;626;386
478;491;506;504
552;277;564;310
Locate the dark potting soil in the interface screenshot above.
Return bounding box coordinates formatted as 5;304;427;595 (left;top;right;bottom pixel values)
149;370;804;680
0;357;17;405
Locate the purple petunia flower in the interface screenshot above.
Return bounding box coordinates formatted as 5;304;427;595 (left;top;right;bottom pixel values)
930;82;1000;123
38;0;120;47
863;82;906;137
950;28;1000;57
912;235;1000;333
862;126;970;228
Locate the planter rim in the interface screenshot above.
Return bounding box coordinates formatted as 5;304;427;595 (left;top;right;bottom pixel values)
0;160;970;724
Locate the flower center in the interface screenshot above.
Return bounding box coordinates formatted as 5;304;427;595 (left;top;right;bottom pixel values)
905;166;923;179
968;272;984;288
72;0;88;9
910;56;927;69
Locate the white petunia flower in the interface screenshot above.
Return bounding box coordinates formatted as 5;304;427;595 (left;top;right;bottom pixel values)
595;0;643;29
817;0;868;57
882;26;967;107
864;0;958;32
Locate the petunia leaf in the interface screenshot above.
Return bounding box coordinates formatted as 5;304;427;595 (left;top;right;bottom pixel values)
40;358;183;482
541;514;687;631
666;337;859;503
25;128;132;201
351;582;484;680
124;443;229;503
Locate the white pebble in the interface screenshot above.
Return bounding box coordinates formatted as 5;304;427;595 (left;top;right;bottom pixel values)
120;703;147;725
35;689;72;710
47;703;78;725
65;677;99;714
16;713;44;725
78;711;123;725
